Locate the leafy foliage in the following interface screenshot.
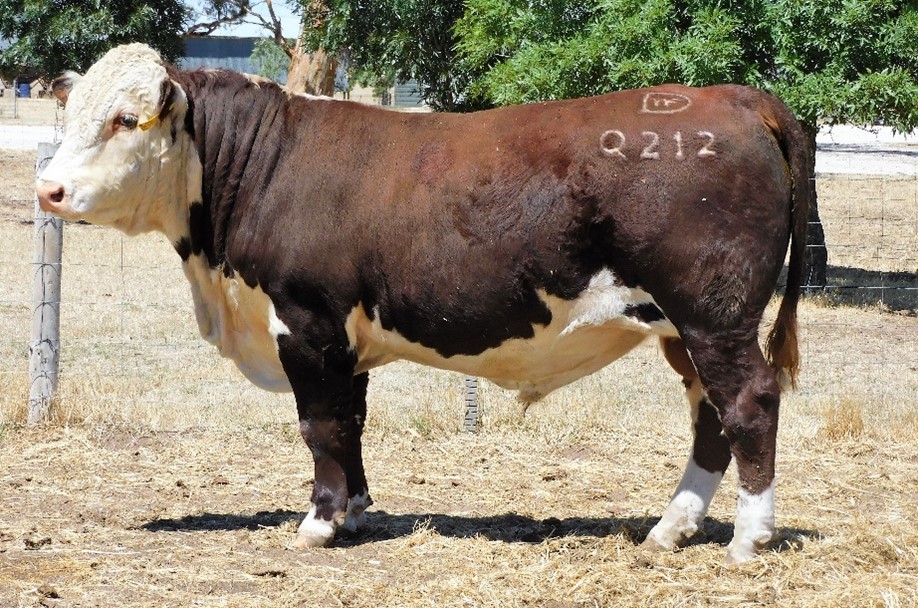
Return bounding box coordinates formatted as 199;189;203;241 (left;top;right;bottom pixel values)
0;0;187;79
307;0;917;131
455;0;918;131
250;38;292;81
301;0;483;111
187;0;249;36
764;0;918;130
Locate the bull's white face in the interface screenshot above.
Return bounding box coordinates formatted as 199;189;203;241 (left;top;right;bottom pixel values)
36;44;192;237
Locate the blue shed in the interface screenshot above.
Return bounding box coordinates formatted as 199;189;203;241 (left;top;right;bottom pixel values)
180;37;288;84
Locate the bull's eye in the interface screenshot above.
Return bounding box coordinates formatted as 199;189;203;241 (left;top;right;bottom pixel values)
115;114;139;130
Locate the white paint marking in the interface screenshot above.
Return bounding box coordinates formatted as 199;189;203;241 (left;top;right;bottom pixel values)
697;131;717;157
599;129;627;159
641;92;692;114
640;131;660;160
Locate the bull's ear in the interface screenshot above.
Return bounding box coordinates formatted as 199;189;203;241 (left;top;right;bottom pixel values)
50;71;81;106
157;78;181;121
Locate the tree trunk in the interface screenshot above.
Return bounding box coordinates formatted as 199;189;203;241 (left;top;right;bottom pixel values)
286;36;337;96
803;125;828;292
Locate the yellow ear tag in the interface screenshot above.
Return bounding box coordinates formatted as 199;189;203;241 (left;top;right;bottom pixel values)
138;114;159;131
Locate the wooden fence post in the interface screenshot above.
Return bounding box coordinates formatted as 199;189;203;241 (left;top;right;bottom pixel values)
28;142;62;424
463;376;479;432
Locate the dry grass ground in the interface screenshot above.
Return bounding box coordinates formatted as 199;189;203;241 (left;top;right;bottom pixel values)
0;151;916;606
0;98;59;126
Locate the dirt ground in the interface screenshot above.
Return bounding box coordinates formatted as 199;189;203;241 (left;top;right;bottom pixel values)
1;150;917;607
1;421;917;608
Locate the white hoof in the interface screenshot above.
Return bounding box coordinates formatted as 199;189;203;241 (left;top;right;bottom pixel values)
644;461;723;551
341;491;371;534
291;506;337;549
725;482;777;564
724;531;775;565
642;518;698;552
639;532;674;553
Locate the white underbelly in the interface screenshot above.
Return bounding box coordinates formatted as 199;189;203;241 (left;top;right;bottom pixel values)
183;262;677;400
346;269;678;401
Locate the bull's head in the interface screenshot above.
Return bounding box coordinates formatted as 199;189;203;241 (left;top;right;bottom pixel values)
36;44;194;237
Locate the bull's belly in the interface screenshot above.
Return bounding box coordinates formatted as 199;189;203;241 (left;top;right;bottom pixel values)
383;323;652;402
346;270;679;401
187;263;678;401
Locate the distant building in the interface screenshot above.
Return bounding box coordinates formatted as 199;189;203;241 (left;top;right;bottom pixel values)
179;36;428;110
29;79;49;98
393;80;426;109
180;36;287;84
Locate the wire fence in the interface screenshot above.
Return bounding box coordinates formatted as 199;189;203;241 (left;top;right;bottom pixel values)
1;126;916;430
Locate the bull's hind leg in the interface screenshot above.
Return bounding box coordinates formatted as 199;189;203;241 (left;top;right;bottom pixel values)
681;332;781;564
642;337;732;551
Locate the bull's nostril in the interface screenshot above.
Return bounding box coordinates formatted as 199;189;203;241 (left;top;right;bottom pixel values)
37;181;66;208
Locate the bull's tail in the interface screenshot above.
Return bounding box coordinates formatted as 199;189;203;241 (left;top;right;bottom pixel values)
761;99;812;391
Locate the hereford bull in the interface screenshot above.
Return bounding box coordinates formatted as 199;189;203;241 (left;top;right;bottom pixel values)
36;44;810;564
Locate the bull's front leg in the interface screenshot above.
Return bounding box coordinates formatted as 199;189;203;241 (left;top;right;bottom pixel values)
277;334;370;549
340;371;372;535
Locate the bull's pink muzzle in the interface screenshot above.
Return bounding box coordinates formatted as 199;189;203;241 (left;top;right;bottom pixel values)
35;180;66;214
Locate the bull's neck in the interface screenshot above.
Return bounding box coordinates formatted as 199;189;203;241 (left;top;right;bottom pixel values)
174;69;295;270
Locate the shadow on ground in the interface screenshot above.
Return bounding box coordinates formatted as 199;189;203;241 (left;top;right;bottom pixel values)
140;509;302;532
140;509;820;554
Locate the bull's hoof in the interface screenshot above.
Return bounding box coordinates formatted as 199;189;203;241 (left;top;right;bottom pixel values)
291;527;335;549
640;519;697;553
290;510;338;549
638;534;673;553
340;509;366;534
340;491;372;534
723;531;775;565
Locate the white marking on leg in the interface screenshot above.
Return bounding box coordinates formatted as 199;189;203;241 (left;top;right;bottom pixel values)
643;459;723;550
725;480;776;564
341;490;371;533
292;505;337;549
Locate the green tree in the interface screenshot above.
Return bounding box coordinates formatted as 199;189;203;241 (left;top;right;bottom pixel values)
302;0;486;110
308;0;918;288
250;37;292;81
0;0;187;78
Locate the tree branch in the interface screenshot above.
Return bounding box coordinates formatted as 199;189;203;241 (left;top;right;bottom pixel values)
184;0;294;57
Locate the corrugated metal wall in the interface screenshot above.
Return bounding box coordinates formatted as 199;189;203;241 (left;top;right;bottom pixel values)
393;79;425;108
179;37;288;84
